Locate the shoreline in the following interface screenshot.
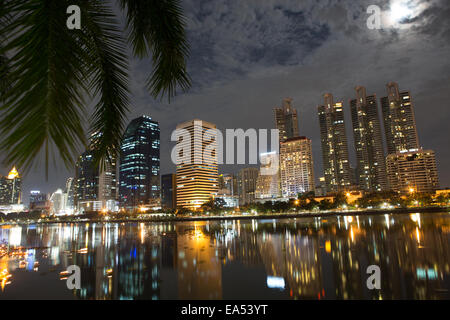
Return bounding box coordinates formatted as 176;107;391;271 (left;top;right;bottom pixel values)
1;206;448;226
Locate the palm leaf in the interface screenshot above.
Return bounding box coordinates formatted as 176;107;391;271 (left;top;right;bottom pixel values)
0;0;88;176
0;2;12;97
120;0;191;100
0;52;10;98
79;0;129;167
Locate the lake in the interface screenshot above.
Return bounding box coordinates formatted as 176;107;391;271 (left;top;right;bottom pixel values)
0;211;449;299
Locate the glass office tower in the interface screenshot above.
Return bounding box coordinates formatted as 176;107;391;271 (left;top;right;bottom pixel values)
119;115;160;210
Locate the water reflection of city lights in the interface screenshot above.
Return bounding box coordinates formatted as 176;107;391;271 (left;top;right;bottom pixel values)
415;227;421;244
0;212;449;300
59;270;70;281
0;269;12;291
106;268;113;278
416;268;438;280
325;240;331;253
410;213;421;228
140;223;146;243
385;214;390;229
193;226;205;240
267;276;285;289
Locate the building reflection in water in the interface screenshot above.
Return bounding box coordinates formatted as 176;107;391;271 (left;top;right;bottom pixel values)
0;212;449;299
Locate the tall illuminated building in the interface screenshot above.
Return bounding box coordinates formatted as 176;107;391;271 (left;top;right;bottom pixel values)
175;119;218;210
386;149;439;194
237;167;259;205
0;166;21;205
318;93;352;193
119;116;160;210
29;191;50;211
350;86;387;191
216;173;238;207
75;151;98;211
314;177;327;196
255;152;280;200
381;82;419;154
280;137;315;197
65;177;75;213
274;98;299;144
50;189;66;215
74;150;117;212
218;173;236;195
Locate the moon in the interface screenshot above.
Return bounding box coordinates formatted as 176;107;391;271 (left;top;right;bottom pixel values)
390;1;413;22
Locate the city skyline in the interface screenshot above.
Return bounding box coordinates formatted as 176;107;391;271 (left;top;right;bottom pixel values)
2;78;447;206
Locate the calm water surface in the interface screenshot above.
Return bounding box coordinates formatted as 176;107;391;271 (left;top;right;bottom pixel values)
0;212;449;299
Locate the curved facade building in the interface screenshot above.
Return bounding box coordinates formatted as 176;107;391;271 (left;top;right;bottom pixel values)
175;119;219;210
119;116;160;210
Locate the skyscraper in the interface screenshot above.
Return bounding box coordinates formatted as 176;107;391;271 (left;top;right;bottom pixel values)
175;119;218;210
218;173;236;195
119;115;160;210
0;166;21;205
50;189;66;215
65;177;75;213
381;82;420;155
161;173;177;210
237;167;259;205
216;173;239;208
75;151;98;211
386;149;439;193
274;98;299;144
350;86;388;191
29;191;50;212
318;93;352;193
280;137;315;197
255;152;280;200
74;150;117;212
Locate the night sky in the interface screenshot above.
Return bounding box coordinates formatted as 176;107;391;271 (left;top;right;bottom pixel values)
1;0;449;203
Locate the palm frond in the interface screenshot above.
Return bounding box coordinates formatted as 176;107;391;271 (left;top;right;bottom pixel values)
0;0;88;176
80;0;130;167
0;2;12;97
0;52;10;98
120;0;191;100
